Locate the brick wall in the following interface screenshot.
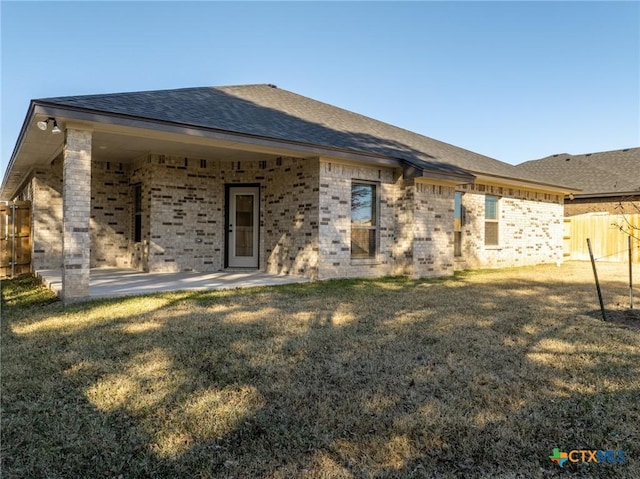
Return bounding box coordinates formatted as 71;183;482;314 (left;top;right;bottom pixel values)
62;128;92;301
392;177;415;276
20;151;565;281
316;162;462;280
144;155;220;272
454;183;564;270
139;154;319;275
91;161;132;268
317;160;397;279
27;156;64;270
315;162;563;279
129;156;153;270
262;157;319;278
412;182;456;277
28;156;137;271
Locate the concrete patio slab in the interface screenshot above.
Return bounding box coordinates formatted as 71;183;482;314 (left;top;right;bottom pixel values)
37;268;310;300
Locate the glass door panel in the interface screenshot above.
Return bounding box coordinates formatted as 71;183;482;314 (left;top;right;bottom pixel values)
228;187;259;268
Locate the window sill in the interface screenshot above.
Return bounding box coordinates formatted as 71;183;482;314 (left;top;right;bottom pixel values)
350;257;380;265
484;245;503;250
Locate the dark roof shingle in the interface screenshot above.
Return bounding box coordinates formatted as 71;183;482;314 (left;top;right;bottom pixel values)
37;84;552;184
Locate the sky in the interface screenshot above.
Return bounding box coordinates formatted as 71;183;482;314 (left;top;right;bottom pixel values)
1;1;639;176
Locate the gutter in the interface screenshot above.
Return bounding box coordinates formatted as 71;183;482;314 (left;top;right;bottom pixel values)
471;173;581;195
567;191;640;200
402;162;475;185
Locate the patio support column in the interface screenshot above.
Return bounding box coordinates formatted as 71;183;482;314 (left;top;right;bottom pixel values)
62;127;92;303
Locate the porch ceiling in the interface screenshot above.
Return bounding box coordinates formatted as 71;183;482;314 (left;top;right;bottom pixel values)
21;120;284;164
89;128;284;164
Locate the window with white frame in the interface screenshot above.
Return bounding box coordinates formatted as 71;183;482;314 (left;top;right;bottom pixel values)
351;182;378;258
484;195;499;246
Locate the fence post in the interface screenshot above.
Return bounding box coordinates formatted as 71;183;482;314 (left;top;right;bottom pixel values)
630;236;634;309
587;238;607;321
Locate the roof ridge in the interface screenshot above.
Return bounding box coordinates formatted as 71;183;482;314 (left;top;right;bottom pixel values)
571;146;640;157
522;146;640;165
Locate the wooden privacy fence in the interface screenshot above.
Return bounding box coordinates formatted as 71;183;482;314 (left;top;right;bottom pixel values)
1;201;31;278
564;212;640;263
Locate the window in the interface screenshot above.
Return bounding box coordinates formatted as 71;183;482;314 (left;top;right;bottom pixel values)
454;192;464;256
485;195;499;246
133;184;142;243
351;182;377;258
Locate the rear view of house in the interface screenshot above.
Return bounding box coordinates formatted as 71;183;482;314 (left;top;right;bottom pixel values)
1;84;571;302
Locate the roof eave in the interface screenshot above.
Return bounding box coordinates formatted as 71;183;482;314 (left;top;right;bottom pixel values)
402;161;475;185
472;172;581;195
1;102;39;200
32;101;408;167
2;102;411;200
27;101;531;182
5;99;580;200
568;191;640;200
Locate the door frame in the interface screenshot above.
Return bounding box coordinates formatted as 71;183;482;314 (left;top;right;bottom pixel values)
224;184;261;269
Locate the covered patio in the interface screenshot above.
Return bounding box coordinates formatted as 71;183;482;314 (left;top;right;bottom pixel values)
37;268;310;300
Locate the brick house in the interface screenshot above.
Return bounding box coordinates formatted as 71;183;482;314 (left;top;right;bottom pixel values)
1;84;571;301
517;148;640;216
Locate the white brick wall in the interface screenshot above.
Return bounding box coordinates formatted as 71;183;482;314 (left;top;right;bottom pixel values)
318;160;397;279
25;157;64;270
412;182;456;277
91;161;132;268
455;184;564;270
137;154;319;276
62;128;92;301
23;150;565;283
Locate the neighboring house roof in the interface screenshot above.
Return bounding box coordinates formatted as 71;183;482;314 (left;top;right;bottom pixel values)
517;148;640;198
2;84;570;199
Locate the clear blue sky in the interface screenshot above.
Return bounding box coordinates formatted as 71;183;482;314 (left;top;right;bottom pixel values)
1;1;638;174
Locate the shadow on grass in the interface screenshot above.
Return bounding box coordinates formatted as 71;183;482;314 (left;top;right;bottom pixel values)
584;308;640;331
2;265;639;478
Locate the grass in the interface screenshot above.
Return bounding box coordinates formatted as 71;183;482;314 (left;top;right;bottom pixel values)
1;262;639;478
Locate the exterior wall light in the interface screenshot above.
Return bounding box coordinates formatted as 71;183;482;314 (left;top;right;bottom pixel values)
36;117;62;134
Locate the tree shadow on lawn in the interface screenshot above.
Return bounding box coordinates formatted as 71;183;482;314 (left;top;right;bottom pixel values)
2;271;639;478
585;309;640;331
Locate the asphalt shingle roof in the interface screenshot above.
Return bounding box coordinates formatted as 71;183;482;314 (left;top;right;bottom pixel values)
517;148;640;196
37;84;550;183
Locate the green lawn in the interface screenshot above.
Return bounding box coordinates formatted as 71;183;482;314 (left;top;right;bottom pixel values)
1;262;639;478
